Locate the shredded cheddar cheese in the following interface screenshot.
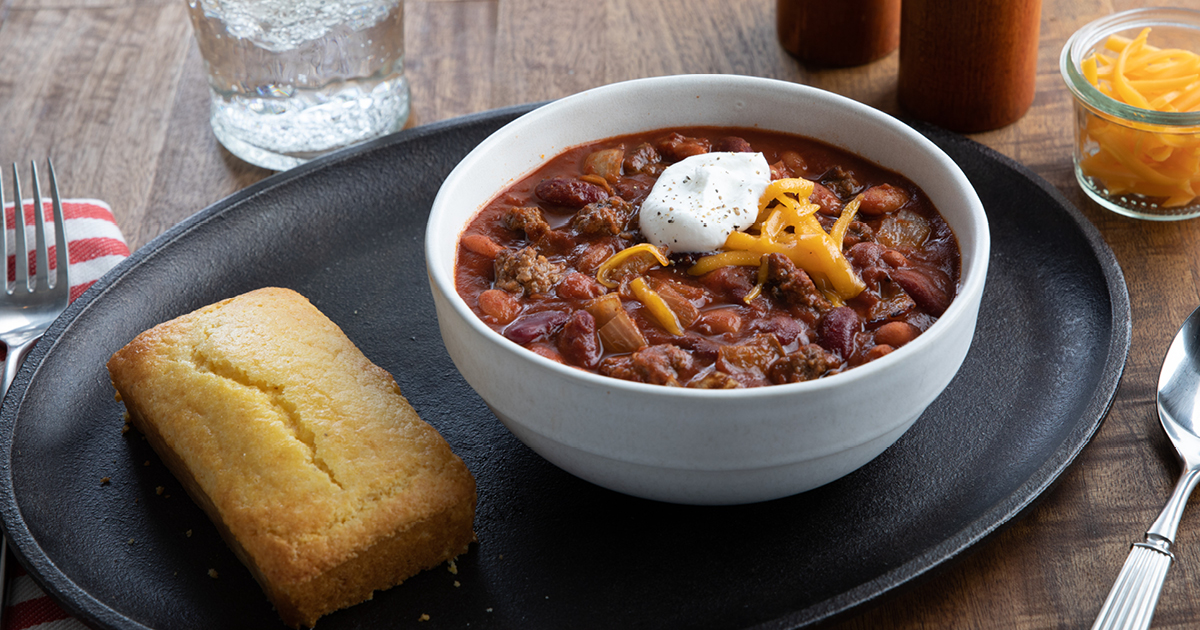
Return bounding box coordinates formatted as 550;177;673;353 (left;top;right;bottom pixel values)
630;277;684;335
1079;27;1200;207
595;243;670;288
689;177;865;304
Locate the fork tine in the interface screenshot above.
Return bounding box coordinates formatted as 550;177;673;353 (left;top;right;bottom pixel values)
47;160;68;293
10;165;27;293
29;162;50;293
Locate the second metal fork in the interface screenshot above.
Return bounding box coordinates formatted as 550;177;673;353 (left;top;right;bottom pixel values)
0;160;70;627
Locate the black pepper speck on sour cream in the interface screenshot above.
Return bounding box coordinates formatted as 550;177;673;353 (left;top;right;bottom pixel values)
638;152;772;253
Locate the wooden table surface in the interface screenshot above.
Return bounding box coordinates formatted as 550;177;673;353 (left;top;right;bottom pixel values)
0;0;1196;627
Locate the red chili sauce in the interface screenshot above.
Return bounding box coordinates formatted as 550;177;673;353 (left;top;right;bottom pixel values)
455;127;961;388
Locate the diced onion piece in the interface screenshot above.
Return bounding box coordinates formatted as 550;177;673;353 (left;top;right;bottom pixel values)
630;277;684;336
598;310;646;353
583;147;625;183
595;243;670;288
586;293;647;353
650;279;701;327
585;293;624;327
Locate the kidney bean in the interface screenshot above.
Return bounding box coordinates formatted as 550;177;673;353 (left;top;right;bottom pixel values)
713;136;753;152
557;310;602;369
858;184;910;216
534;177;608;208
477;289;521;324
503;309;570;345
874;321;919;347
752;314;805;346
556;271;607;300
891;268;952;316
817;306;860;359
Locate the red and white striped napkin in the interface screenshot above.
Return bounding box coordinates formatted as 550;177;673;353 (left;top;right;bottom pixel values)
2;197;129;630
3;198;130;303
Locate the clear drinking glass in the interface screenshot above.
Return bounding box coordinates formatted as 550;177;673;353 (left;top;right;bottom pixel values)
1061;8;1200;221
185;0;411;171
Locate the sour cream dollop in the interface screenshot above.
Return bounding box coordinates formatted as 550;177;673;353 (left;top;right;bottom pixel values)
638;152;772;253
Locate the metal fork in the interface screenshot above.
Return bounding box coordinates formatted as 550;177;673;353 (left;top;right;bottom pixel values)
0;160;70;625
0;161;70;398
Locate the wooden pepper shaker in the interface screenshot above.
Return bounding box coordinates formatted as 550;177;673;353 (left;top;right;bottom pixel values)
897;0;1043;132
777;0;901;68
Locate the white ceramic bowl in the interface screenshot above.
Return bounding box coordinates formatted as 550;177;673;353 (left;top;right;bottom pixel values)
426;75;989;505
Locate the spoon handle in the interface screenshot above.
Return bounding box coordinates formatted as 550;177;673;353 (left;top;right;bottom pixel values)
1090;537;1173;630
1091;468;1200;630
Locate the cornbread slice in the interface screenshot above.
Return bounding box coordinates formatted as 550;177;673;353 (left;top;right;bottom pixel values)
107;287;476;628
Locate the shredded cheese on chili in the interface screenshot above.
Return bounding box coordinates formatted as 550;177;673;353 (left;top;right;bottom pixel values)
688;177;865;304
1079;27;1200;207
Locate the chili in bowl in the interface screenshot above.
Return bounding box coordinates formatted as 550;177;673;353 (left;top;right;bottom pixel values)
426;75;989;505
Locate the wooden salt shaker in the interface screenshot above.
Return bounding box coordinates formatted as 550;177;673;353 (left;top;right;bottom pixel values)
777;0;901;68
898;0;1042;132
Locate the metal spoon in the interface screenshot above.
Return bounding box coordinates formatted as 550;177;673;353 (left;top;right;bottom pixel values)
1092;305;1200;630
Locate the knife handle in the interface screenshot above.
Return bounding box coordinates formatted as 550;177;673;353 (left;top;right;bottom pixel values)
1091;536;1173;630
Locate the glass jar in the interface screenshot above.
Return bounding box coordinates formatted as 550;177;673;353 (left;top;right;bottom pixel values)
1061;8;1200;221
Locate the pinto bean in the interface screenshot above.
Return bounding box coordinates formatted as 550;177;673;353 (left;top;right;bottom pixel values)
874;321;919;347
575;242;615;274
881;250;910;267
695;309;742;335
858;184;910;216
846;241;886;268
477;289;521;324
810;181;844;216
781;151;807;177
655;132;711;161
460;233;504;258
557;310;602;369
556;272;607;300
865;345;894;362
503;309;570;345
817;306;860;358
534;177;608;208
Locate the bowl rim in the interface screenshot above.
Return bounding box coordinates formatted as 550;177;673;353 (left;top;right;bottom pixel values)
426;74;989;399
1060;6;1200;128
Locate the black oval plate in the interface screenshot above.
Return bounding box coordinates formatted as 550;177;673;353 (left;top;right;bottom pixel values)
0;104;1129;630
